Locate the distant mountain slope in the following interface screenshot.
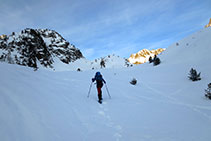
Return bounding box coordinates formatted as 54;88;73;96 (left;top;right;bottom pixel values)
128;48;165;64
0;28;83;70
53;54;133;71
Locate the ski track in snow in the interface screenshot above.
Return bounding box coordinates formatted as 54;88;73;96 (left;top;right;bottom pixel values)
138;81;211;121
57;87;123;141
98;102;123;141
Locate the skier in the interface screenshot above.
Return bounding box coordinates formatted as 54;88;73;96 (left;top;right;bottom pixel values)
92;72;106;104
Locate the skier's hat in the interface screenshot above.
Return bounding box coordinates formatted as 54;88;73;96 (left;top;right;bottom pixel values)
96;72;101;76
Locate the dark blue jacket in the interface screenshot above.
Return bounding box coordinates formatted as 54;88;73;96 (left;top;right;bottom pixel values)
92;74;106;88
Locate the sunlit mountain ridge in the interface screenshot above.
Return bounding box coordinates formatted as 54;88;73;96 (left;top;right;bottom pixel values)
128;48;165;64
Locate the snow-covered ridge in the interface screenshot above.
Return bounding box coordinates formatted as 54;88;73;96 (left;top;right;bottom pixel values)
52;54;133;71
90;54;133;69
0;28;83;70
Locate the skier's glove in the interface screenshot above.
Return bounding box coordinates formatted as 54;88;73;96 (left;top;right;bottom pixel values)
92;78;95;82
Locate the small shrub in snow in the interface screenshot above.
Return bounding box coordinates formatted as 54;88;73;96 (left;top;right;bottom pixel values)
205;83;211;100
153;56;161;66
125;59;132;67
130;78;137;85
149;56;153;63
188;68;201;81
148;55;161;65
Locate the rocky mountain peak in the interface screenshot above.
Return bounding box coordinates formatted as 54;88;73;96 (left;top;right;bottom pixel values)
205;18;211;28
0;28;83;70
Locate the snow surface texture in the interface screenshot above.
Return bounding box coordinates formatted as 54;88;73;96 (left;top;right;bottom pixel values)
0;27;211;141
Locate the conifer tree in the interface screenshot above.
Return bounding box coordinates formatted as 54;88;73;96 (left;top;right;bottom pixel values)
153;56;161;66
100;58;105;68
149;56;153;63
188;68;201;81
205;83;211;99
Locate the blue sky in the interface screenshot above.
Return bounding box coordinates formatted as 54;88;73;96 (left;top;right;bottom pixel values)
0;0;211;60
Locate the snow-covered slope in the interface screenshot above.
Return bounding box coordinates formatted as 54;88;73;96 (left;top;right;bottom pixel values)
161;27;211;65
52;54;132;71
0;27;211;141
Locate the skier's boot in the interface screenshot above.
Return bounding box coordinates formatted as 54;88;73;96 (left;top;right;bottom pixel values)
98;93;102;104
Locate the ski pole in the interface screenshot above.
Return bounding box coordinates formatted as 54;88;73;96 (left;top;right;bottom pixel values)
87;82;93;98
105;84;111;99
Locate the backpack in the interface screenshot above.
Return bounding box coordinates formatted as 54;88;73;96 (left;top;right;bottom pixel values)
95;72;103;81
95;72;104;87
